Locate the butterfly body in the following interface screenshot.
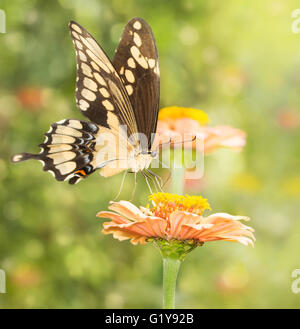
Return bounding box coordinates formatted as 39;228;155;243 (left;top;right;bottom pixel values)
12;17;160;185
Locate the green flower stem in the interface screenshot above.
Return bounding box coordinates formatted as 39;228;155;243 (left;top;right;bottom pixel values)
163;256;181;309
151;239;201;309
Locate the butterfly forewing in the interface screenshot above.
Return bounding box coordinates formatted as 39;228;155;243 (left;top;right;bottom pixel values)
69;21;138;140
113;17;160;150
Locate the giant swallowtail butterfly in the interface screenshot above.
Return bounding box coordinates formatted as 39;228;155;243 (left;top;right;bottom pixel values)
12;17;160;185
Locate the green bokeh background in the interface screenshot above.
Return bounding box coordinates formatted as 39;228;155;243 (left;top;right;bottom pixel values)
1;0;300;308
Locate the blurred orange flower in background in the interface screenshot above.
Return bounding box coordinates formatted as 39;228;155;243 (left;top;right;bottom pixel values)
156;106;246;153
97;193;254;247
11;264;42;288
16;86;45;110
276;108;299;130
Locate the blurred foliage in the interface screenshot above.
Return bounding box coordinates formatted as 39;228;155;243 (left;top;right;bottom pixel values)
1;0;300;308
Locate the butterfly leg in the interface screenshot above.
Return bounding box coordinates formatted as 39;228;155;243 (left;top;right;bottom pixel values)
129;172;138;201
141;171;153;195
113;170;128;200
146;169;163;192
143;170;160;193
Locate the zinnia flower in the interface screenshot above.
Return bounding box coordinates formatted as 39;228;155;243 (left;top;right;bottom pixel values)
156;106;246;153
97;193;254;248
97;193;254;309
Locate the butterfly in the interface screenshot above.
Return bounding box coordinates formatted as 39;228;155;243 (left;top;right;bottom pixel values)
11;17;161;187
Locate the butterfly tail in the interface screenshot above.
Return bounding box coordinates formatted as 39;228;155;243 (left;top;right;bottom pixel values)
11;153;40;163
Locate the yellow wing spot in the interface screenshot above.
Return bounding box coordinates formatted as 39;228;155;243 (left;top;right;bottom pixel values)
127;58;136;68
68;120;83;130
71;24;82;34
148;58;156;69
79;99;89;111
47;144;73;153
81;63;93;77
56;162;77;175
48;151;76;165
75;40;83;49
78;50;87;62
86;49;110;73
133;21;142;30
94;72;107;86
55;125;82;137
125;69;135;83
130;46;148;69
51;135;76;144
133;32;142;47
99;87;110;98
71;31;80;40
83;77;98;92
81;88;97;101
91;61;100;72
102;100;114;111
125;85;133;95
86;37;102;55
107;112;119;130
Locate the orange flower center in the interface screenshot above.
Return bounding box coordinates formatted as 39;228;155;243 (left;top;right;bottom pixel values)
149;192;211;219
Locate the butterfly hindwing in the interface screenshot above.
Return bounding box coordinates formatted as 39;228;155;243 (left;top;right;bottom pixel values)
69;20;138;140
113;17;160;149
12;120;99;184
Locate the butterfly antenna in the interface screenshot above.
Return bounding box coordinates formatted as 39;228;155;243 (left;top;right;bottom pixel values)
156;135;197;151
158;135;196;149
113;170;128;201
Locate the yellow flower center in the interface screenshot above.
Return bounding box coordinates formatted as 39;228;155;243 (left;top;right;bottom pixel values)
158;106;210;125
149;192;211;219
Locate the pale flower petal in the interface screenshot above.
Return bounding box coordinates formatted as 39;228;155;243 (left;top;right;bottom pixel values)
108;200;148;221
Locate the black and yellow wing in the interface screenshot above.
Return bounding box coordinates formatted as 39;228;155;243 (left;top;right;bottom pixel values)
69;20;138;138
113;17;160;150
11;119;99;184
12;21;140;184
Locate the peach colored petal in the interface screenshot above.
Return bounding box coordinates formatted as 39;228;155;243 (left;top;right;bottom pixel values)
169;211;202;239
101;217;167;245
108;200;148;221
156;119;246;154
173;118;201;134
178;222;213;240
200;126;246;153
204;213;250;223
102;226;147;245
96;211;131;224
142;218;168;237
